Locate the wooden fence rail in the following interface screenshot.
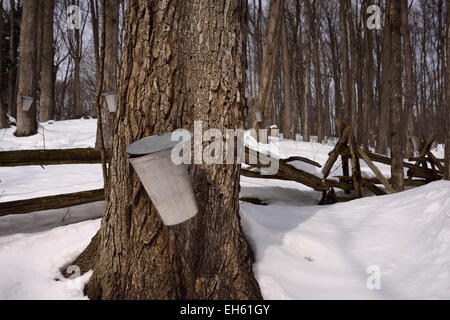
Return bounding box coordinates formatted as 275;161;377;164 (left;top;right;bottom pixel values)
0;148;107;216
0;189;105;217
0;148;107;167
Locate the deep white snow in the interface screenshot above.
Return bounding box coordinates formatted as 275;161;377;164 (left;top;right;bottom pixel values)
0;119;449;299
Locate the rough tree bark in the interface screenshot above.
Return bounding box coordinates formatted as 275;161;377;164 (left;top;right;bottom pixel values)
363;0;374;150
376;0;391;155
401;0;416;158
254;0;282;129
90;0;100;75
0;0;9;128
291;1;305;133
446;4;450;180
14;0;38;137
40;0;55;122
389;0;404;192
80;0;262;300
292;1;304;136
96;0;119;150
8;0;17;118
347;1;358;136
302;0;312;142
339;0;351;126
326;9;342;136
312;1;323;143
73;35;81;117
281;2;293;139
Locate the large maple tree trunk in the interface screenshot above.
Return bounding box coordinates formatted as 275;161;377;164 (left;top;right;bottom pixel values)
83;0;262;300
14;0;38;137
446;5;450;180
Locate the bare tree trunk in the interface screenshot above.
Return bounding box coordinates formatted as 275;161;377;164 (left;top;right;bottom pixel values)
356;4;365;145
293;0;304;137
96;0;119;149
348;1;358;135
339;0;351;125
281;3;293;139
90;0;100;76
0;0;8;128
40;0;55;122
0;0;9;128
312;1;323;143
8;0;17;118
402;0;415;158
73;34;81;118
376;0;391;155
363;0;374;150
323;79;331;138
80;0;262;300
302;0;311;142
36;0;43;100
71;0;82;119
445;4;450;180
14;0;38;137
389;0;404;192
254;0;282;128
326;9;342;136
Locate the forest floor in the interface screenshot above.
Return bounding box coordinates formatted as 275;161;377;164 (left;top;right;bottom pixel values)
0;119;449;299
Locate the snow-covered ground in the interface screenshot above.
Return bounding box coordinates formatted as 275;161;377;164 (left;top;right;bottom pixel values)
0;119;449;299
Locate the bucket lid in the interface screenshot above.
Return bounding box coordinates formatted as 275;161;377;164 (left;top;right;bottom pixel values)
127;132;192;156
102;91;117;96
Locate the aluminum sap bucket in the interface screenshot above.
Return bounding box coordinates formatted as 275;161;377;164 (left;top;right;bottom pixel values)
21;96;33;111
102;91;118;113
127;133;198;226
255;109;263;122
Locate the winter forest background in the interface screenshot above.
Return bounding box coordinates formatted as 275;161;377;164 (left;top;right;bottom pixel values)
1;0;450;155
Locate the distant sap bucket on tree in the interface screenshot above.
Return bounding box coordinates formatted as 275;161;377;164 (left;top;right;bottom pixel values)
101;91;118;113
255;109;263;122
21;96;33;112
127;132;198;226
409;136;419;156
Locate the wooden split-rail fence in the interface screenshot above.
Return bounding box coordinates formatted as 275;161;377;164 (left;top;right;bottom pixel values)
0;124;445;216
0;148;107;217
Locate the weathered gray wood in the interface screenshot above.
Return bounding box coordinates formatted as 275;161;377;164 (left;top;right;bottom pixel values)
325;179;353;192
362;180;388;196
364;150;440;180
0;148;107;167
0;189;105;216
348;135;364;198
416;134;436;162
427;151;445;174
239;197;267;206
282;156;321;168
243;147;329;191
404;179;429;187
322;125;352;178
357;146;396;194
